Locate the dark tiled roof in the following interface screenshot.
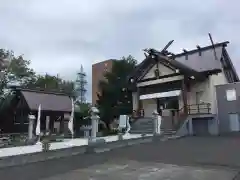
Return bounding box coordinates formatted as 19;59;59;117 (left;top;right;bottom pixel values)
129;41;230;80
20;90;72;112
174;43;226;72
173;41;229;57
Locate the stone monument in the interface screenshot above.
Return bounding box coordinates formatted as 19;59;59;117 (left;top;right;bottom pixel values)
90;106;100;141
152;110;162;135
28;114;35;140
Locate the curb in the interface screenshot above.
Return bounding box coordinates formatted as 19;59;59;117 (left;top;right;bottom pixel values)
160;135;186;142
0;136;153;169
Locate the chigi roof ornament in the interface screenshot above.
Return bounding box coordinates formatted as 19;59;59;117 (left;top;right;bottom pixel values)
208;33;218;60
182;49;188;60
143;40;174;58
196;45;202;56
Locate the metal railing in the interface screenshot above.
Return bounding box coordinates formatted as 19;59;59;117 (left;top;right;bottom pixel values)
161;103;211;130
187;103;211;114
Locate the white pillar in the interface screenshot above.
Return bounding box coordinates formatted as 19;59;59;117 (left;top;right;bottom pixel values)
28;114;35;140
153;110;161;135
132;92;139;111
91;117;97;138
126;116;131;134
157;115;162;134
96;118;99;133
90;107;100;140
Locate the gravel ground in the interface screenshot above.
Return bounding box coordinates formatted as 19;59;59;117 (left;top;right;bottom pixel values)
1;136;240;180
40;160;237;180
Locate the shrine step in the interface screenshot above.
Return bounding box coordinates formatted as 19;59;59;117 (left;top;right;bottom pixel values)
130;117;154;134
162;129;177;135
129;129;154;134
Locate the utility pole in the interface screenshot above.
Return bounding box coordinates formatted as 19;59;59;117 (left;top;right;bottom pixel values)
75;65;87;103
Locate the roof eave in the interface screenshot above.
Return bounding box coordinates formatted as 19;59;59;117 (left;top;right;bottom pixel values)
15;87;71;97
173;41;230;58
127;56;151;81
222;48;239;82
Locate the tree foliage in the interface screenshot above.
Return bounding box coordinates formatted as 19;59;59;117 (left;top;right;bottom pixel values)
28;74;75;97
0;48;91;133
0;49;75;98
96;55;137;126
0;49;36;97
75;102;91;117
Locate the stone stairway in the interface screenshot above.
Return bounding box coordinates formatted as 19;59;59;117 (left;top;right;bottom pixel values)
130;117;177;136
162;129;177;135
130;117;154;134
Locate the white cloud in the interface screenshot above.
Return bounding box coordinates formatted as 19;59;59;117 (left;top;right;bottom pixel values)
0;0;240;101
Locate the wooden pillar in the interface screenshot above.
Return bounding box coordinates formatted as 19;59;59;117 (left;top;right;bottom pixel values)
132;88;141;110
59;115;64;134
49;115;54;133
181;78;188;114
46;116;50;132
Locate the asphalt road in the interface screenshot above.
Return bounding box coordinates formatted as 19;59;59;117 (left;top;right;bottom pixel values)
1;136;240;180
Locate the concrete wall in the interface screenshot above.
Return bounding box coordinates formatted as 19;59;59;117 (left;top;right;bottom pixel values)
208;117;219;135
187;80;210;105
142;99;157;117
216;82;240;133
209;73;228;114
177;80;211;111
176;115;218;136
178;72;227;114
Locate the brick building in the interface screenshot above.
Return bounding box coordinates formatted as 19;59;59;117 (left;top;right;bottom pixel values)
92;59;115;105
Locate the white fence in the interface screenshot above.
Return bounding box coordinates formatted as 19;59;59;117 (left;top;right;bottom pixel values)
0;134;153;158
0;144;42;157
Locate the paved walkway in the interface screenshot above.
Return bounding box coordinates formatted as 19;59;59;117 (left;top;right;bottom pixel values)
41;160;237;180
1;136;240;179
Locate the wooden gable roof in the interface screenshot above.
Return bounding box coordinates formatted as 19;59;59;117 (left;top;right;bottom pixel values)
129;41;238;83
137;54;203;81
15;88;72;112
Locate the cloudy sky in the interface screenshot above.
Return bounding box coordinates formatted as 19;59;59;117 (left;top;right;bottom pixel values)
0;0;239;101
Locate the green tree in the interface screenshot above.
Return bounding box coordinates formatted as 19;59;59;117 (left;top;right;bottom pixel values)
59;80;75;97
30;74;60;89
97;55;137;127
30;74;76;97
0;49;36;97
75;102;91;117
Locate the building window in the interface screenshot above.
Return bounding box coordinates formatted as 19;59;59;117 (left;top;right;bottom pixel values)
229;113;240;132
226;89;236;101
